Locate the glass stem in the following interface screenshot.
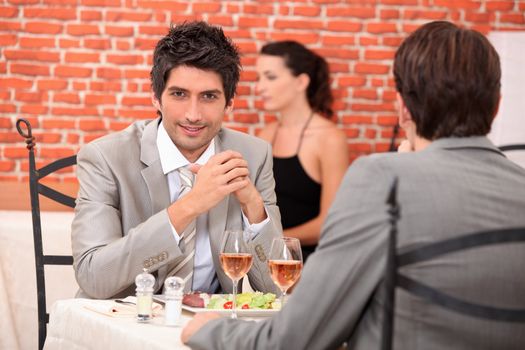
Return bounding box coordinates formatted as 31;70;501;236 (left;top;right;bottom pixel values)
232;279;238;319
281;290;287;306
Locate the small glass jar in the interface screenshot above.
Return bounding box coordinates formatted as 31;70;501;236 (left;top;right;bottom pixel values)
135;269;155;322
164;276;185;326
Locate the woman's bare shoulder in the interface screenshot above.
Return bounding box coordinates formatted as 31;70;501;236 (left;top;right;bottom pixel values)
256;122;279;142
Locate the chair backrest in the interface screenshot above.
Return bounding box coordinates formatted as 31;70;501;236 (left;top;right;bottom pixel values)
381;179;525;350
498;144;525;168
16;118;77;350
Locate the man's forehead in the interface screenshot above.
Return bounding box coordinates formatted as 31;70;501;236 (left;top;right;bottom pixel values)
164;65;224;94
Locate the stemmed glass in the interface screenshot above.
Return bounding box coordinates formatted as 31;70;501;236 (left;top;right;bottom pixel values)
219;230;253;319
268;237;303;306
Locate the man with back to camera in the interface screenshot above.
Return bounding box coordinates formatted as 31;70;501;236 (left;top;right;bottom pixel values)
182;21;525;350
71;21;281;299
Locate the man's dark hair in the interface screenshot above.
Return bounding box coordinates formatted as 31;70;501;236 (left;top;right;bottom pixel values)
261;40;334;118
151;21;241;106
393;21;501;139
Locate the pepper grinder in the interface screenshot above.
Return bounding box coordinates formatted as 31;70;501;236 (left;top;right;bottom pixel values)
135;268;155;322
164;276;185;326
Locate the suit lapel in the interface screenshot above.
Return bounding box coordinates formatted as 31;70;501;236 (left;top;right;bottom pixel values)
140;118;171;214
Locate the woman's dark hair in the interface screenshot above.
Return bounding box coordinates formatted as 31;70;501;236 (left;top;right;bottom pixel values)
393;21;501;140
261;41;334;117
151;21;241;106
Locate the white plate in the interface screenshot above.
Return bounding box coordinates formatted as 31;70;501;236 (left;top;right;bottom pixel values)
153;294;278;318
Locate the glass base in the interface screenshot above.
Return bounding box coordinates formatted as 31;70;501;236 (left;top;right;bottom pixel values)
137;314;151;322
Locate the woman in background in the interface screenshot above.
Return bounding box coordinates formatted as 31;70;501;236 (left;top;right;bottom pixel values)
256;41;349;262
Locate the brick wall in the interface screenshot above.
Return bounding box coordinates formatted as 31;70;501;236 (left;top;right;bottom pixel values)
1;0;524;183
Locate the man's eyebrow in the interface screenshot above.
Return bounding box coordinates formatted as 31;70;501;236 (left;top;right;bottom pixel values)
200;89;223;95
166;86;188;92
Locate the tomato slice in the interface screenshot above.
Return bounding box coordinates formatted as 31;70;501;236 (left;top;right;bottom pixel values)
223;301;233;309
241;304;250;309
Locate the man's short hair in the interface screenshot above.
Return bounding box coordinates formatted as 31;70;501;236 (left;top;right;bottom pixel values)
151;21;241;106
393;21;501;140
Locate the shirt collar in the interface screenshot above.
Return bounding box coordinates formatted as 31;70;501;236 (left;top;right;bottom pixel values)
156;121;215;175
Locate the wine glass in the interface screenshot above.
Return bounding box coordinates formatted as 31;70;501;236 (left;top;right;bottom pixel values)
219;230;253;319
268;237;303;306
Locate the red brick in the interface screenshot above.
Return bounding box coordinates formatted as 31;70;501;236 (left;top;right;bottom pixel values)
226;4;240;13
380;9;399;19
124;69;149;79
85;94;116;105
67;133;80;144
377;115;399;125
4;147;30;159
37;79;68;90
139;25;170;36
90;81;122;92
208;15;234;27
81;10;102;21
15;91;47;103
275;19;323;30
367;23;398;34
65;52;100;63
0;104;16;113
81;0;121;6
466;12;494;23
19;36;55;48
83;133;107;143
24;7;77;20
383;36;404;46
0;6;19;17
316;48;359;59
109;121;131;131
344;128;360;138
170;14;201;23
486;0;515;11
433;0;481;9
342;115;373;125
52;107;99;116
353;103;395;112
116;40;130;49
326;6;375;18
105;26;134;37
0;91;10;100
35;132;62;143
293;5;320;16
244;3;273;14
55;66;93;78
59;39;81;48
84;38;111;50
134;38;158;50
121;96;151;106
238;16;268;28
0;21;21;31
11;63;50;76
40;147;75;159
43;0;78;4
322;35;356;46
365;49;396;60
0;160;15;171
0;78;33;89
327;21;362;32
42;119;76;129
500;13;525;24
232;113;258;124
96;68;122;79
269;32;319;44
353;89;378;100
67;24;100;36
25;21;63;34
106;11;152;21
4;49;59;62
348;142;372;153
0;117;13;128
53;93;80;104
192;2;221;13
0;34;17;46
107;54;143;65
79;119;105;131
338;76;367;87
136;0;187;11
118;108;157;120
359;36;379;46
403;10;448;20
20;105;48;114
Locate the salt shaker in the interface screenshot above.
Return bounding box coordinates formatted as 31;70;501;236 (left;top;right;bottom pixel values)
135;268;155;322
164;276;185;326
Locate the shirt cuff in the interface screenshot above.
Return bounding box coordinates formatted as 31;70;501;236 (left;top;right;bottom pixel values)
167;214;182;245
242;207;270;240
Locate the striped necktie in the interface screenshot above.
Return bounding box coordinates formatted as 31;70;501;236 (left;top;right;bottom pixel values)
167;166;196;292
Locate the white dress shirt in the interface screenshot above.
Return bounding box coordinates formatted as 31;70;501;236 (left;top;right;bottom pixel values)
156;122;269;293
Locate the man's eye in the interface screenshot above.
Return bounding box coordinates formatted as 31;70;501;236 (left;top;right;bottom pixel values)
203;93;218;100
171;91;185;97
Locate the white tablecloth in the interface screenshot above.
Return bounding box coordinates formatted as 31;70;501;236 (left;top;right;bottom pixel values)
0;211;78;350
44;299;192;350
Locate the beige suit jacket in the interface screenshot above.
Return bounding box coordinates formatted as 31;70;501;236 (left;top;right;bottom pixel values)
72;118;282;299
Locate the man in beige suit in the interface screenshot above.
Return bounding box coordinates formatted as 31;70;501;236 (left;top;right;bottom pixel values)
72;21;281;299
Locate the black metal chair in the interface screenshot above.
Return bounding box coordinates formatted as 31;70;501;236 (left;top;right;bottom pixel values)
16;118;77;350
498;144;525;152
381;180;525;350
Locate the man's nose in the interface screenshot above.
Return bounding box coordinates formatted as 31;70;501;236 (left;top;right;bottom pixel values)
185;98;202;122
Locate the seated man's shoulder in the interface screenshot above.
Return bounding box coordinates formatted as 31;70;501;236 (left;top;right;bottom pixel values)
220;127;269;150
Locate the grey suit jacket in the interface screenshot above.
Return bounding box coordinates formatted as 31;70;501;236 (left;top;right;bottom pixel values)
72;118;282;299
188;136;525;350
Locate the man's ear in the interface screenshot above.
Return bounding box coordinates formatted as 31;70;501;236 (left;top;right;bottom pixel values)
396;92;412;128
225;99;234;114
151;92;161;111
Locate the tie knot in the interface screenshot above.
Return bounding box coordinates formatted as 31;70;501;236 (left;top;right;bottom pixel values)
178;167;194;189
